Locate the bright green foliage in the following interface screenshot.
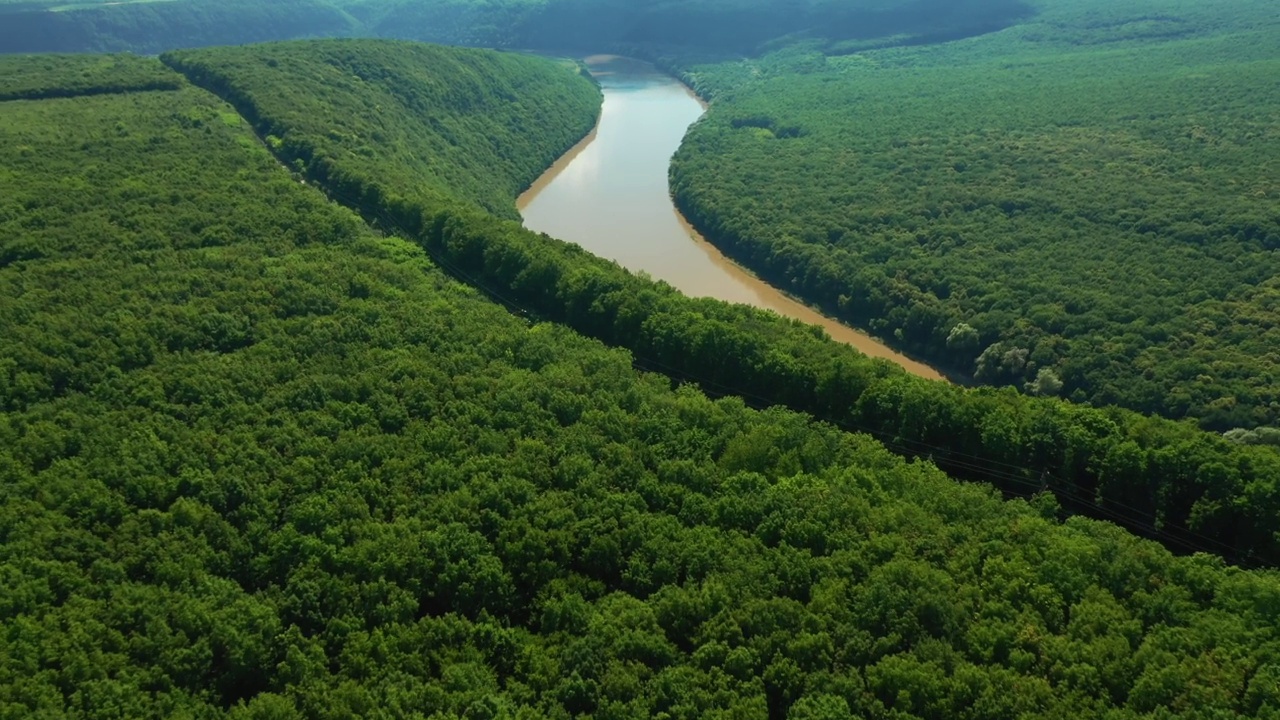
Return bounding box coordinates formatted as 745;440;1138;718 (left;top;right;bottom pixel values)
8;37;1280;720
5;70;1280;718
163;39;600;220
0;80;364;410
668;0;1280;429
0;53;183;101
167;41;1280;567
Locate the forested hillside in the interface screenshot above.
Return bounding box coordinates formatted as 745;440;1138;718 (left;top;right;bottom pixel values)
667;0;1280;429
164;40;600;220
352;0;1034;54
0;0;1036;55
8;47;1280;720
0;0;360;55
0;53;182;100
163;41;1280;570
12;0;1266;433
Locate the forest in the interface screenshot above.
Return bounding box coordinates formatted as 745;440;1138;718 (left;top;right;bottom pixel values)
4;0;1276;434
0;0;361;55
160;39;1280;568
0;0;1034;56
350;0;1034;55
0;53;183;100
3;43;1280;719
666;0;1280;429
163;40;600;220
3;1;1280;717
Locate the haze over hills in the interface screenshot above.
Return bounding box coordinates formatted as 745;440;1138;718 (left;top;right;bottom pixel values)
0;0;363;54
3;1;1280;718
0;0;1035;54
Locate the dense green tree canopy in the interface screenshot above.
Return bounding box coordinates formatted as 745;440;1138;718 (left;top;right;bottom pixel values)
0;0;360;55
163;40;1280;569
0;53;183;101
164;39;600;220
0;0;1035;56
351;0;1034;54
4;19;1280;720
3;0;1274;437
667;0;1280;428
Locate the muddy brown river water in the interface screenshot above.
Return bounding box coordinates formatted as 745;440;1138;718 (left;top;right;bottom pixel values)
518;55;944;381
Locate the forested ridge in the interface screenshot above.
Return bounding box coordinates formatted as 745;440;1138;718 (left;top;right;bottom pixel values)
352;0;1034;55
0;0;1034;57
3;0;1275;439
7;43;1280;719
0;0;361;55
164;41;1280;568
0;53;183;101
666;0;1280;429
163;40;601;221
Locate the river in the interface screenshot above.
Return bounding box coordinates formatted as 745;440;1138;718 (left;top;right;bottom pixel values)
517;55;945;381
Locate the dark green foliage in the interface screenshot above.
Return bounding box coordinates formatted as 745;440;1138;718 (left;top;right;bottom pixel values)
667;2;1280;428
8;36;1280;720
417;209;1280;565
4;70;1280;714
0;53;182;101
0;0;359;55
163;39;601;220
357;0;1035;55
0;0;1036;57
165;40;1280;566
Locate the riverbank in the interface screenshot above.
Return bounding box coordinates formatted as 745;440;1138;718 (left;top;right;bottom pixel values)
518;54;947;382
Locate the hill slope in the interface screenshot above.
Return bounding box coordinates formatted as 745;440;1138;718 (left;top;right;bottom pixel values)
165;39;1280;569
0;0;361;54
667;0;1280;428
164;39;600;220
355;0;1036;54
7;44;1280;719
0;0;1040;56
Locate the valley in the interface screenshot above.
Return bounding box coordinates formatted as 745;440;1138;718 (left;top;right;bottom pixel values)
2;2;1280;718
518;55;945;379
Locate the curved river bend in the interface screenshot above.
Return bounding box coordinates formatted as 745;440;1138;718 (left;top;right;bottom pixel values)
518;55;944;381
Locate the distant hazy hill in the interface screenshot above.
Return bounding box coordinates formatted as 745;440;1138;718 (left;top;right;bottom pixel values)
0;0;1037;56
0;0;360;54
354;0;1036;54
